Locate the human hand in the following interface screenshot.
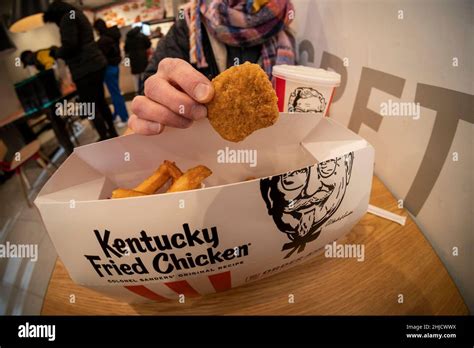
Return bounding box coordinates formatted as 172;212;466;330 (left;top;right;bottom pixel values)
128;58;214;135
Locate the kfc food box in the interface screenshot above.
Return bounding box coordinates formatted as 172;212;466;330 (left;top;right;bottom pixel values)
273;65;341;115
35;114;374;302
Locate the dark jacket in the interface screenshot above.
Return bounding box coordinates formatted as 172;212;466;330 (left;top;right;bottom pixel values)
97;26;122;66
143;17;261;84
43;1;106;81
124;28;152;74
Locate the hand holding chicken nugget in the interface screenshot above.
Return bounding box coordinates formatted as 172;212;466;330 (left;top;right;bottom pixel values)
128;58;214;135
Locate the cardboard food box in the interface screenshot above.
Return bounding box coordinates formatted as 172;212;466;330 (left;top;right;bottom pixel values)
35;114;374;302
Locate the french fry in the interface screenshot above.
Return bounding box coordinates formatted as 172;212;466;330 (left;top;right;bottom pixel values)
112;188;148;199
133;162;170;194
164;160;183;183
112;161;210;198
167;165;212;193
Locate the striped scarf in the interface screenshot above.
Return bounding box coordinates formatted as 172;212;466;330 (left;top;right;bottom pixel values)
188;0;296;77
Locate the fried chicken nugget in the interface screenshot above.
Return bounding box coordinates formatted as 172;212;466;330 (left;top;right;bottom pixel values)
112;188;148;199
133;162;170;194
167;165;212;193
207;62;279;142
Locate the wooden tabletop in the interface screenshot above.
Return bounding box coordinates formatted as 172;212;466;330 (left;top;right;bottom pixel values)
41;176;469;315
0;109;24;128
0;88;78;128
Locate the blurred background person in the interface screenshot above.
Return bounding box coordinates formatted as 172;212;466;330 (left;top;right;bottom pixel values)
20;48;56;73
20;47;76;99
124;26;151;94
94;19;129;128
43;0;118;140
151;26;164;39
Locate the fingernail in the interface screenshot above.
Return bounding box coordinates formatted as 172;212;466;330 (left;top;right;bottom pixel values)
194;83;211;102
191;104;207;120
148;122;162;134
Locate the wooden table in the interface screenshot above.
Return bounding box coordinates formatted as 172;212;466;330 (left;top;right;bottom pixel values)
0;90;78;156
0;110;24;128
41;176;469;315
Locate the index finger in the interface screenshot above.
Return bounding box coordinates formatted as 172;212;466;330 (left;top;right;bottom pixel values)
157;58;214;103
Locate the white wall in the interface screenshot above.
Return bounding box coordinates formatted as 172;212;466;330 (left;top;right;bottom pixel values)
3;23;62;83
0;23;62;120
292;0;473;311
0;61;21;118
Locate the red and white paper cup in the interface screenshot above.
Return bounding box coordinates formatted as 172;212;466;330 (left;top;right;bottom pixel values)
272;65;341;116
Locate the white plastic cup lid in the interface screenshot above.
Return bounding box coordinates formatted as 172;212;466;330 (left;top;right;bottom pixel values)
272;65;341;87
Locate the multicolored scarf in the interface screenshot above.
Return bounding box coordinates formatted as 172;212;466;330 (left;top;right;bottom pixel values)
188;0;296;77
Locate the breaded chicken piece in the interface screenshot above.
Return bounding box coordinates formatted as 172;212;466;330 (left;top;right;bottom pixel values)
207;62;279;142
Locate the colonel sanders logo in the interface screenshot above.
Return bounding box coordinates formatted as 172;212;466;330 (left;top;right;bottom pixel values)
260;153;354;258
288;87;326;113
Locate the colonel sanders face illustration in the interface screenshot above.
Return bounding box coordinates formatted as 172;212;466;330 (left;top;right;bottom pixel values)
288;87;326;113
260;153;354;258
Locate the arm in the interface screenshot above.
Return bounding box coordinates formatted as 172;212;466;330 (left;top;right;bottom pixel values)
97;37;112;58
142;19;190;85
144;35;152;49
124;40;130;55
56;16;80;59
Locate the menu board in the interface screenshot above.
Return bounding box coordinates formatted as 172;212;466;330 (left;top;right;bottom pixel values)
96;0;165;28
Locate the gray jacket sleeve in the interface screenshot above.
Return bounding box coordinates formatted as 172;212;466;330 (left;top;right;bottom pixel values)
142;19;191;92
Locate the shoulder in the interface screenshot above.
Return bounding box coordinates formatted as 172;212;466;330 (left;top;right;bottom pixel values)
173;17;190;36
162;19;190;50
59;14;73;27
